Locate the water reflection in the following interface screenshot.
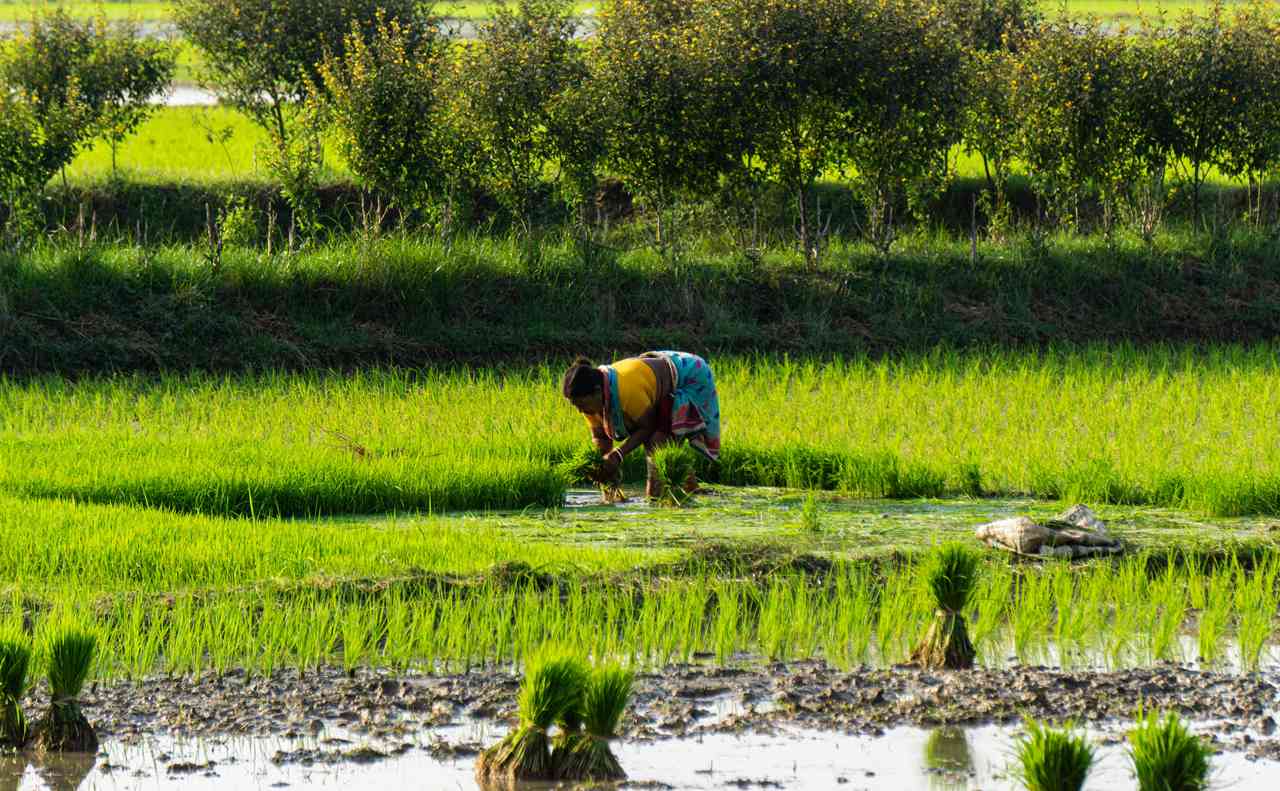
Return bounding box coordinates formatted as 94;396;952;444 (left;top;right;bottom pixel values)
34;750;97;791
0;752;27;791
924;726;975;790
0;749;97;791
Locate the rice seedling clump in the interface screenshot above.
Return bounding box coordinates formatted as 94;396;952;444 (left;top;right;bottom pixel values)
652;444;698;506
911;543;979;669
32;630;98;753
1128;710;1213;791
557;664;635;781
1013;718;1095;791
557;445;624;503
475;650;589;786
0;638;31;748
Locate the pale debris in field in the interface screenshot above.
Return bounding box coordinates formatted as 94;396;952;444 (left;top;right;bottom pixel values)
975;504;1123;559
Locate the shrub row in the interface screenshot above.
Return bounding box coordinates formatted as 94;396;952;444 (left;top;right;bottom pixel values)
2;0;1279;252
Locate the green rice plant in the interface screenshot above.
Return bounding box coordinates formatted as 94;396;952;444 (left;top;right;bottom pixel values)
912;544;979;670
475;649;590;785
798;492;822;533
969;562;1012;666
1149;573;1188;665
1128;711;1212;791
0;637;32;748
32;630;98;753
556;664;635;781
1013;718;1095;791
652;444;698;507
1195;567;1233;666
556;445;623;503
1011;569;1055;665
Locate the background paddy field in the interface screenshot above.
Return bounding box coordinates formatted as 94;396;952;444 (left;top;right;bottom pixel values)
4;348;1279;518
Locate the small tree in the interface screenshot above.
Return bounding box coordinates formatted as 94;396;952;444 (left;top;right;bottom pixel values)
843;0;967;253
176;0;429;236
316;13;450;219
0;10;101;189
85;18;176;177
589;0;734;250
460;0;587;236
174;0;425;144
704;0;866;264
960;49;1018;238
1217;2;1280;226
1009;18;1144;233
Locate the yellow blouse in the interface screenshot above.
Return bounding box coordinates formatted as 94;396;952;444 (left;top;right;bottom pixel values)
585;357;657;431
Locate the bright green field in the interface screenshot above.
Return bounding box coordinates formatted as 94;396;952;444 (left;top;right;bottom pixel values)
4;349;1280;678
68;106;1244;187
3;489;1278;678
4;347;1280;518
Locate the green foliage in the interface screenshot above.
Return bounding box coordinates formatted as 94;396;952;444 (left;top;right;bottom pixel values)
478;649;590;782
924;543;979;613
0;637;31;747
556;663;634;780
960;48;1018;237
844;0;967;253
1013;719;1095;791
1214;2;1280;223
652;443;697;506
82;18;177;176
174;0;425;138
941;0;1042;53
459;0;588;233
589;0;734;246
703;0;866;262
1128;710;1213;791
1009;17;1145;231
316;12;450;215
0;10;172;238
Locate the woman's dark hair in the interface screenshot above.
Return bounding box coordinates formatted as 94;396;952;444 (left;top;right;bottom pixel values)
562;356;604;399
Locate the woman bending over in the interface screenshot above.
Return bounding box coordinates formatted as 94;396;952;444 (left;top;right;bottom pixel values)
561;351;721;498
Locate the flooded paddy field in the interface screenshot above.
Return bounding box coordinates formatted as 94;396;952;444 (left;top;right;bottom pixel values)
4;353;1280;788
6;661;1280;788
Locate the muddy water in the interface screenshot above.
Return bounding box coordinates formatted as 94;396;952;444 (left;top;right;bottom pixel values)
3;721;1278;790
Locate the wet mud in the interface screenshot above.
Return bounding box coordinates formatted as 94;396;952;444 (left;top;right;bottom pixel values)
26;660;1278;758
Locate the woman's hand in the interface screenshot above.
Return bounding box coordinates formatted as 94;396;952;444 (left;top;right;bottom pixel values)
598;448;623;481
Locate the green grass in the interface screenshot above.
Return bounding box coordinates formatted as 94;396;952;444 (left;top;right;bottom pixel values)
1128;711;1213;791
4;347;1280;517
1013;719;1095;791
63;105;1249;188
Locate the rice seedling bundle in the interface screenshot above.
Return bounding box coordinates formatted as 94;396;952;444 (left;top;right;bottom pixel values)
555;664;635;780
1128;711;1212;791
912;544;978;670
475;650;589;786
1013;719;1095;791
652;444;697;506
32;631;98;753
0;639;31;748
556;445;624;503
